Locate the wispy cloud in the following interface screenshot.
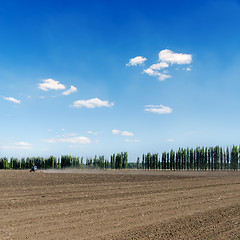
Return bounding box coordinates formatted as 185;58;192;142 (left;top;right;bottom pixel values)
1;142;32;149
112;129;120;135
126;56;147;66
167;138;174;142
125;139;139;142
112;130;134;136
145;105;173;114
3;97;21;104
88;131;100;135
44;136;91;144
62;132;78;137
121;131;134;136
143;68;171;81
62;86;77;95
15;142;32;148
72;98;114;108
38;79;66;91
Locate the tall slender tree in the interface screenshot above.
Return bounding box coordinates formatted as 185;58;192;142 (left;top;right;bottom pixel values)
183;149;187;170
223;150;226;170
226;147;230;170
171;150;176;170
142;154;145;170
137;157;140;169
211;147;214;171
166;152;170;170
187;147;190;170
231;146;238;170
204;147;208;170
220;147;223;170
214;146;220;170
162;152;166;170
146;153;151;170
190;148;194;170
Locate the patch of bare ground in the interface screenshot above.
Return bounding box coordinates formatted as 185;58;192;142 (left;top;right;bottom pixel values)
0;170;239;239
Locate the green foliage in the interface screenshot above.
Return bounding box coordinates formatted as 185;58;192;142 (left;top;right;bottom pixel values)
162;152;166;170
0;145;239;171
231;146;238;170
214;146;220;170
137;157;140;169
142;154;145;170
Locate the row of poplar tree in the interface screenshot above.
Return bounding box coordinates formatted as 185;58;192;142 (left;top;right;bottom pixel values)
138;146;239;171
0;146;239;170
0;152;129;170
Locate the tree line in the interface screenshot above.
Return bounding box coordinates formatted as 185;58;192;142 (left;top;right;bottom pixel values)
0;146;239;170
139;146;238;171
0;152;129;170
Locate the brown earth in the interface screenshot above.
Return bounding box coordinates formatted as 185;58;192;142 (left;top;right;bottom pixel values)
0;169;239;240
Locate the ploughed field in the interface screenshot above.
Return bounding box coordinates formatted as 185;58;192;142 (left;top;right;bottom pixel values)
0;170;239;240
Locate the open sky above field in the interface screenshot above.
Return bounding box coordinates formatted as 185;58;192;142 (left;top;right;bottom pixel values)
1;0;240;159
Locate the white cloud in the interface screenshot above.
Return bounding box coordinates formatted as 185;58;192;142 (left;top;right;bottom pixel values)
62;86;77;95
38;79;66;91
112;129;120;135
1;142;32;149
44;136;91;144
67;132;77;137
72;98;114;108
88;131;99;135
149;62;169;70
44;139;56;143
126;56;147;66
145;105;173;114
15;142;32;147
14;142;32;149
167;139;174;142
112;130;134;136
121;131;134;136
62;132;78;137
125;139;139;143
3;97;21;104
158;49;192;64
143;68;171;81
129;49;192;82
143;61;170;81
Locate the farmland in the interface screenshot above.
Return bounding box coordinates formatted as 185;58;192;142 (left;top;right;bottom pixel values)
0;170;239;239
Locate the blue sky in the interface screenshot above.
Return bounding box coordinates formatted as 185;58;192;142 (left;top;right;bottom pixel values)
1;0;240;160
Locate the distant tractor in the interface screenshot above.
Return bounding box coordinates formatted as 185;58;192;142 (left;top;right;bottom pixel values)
30;166;37;172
